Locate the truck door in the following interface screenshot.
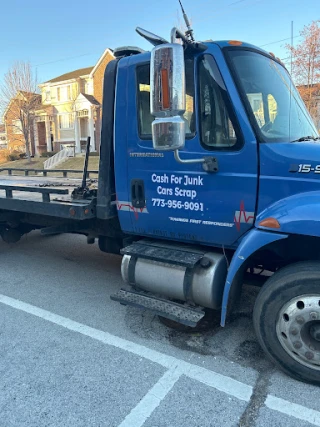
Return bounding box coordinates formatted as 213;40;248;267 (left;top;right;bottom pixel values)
116;46;258;247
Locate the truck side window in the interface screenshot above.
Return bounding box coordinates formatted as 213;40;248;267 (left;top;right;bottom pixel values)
136;60;195;138
199;55;240;150
136;65;153;136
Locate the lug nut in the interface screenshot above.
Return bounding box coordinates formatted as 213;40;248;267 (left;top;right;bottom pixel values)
290;328;298;336
305;351;314;360
296;316;305;325
294;341;302;349
310;312;318;320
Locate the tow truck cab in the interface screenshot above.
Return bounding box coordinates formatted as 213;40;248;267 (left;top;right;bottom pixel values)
108;31;320;385
112;40;319;246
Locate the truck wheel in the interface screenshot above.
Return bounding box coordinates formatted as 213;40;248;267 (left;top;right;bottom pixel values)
253;262;320;385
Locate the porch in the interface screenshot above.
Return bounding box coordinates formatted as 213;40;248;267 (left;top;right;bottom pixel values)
34;107;56;156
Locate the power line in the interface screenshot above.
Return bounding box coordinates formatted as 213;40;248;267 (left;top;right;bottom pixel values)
32;33;301;70
29;8;311;72
33;1;253;68
198;0;248;7
34;52;101;68
161;0;249;23
282;54;320;61
259;35;300;48
227;0;247;5
194;0;263;24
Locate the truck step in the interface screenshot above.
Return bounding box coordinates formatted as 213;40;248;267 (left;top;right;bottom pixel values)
111;289;205;327
121;241;206;268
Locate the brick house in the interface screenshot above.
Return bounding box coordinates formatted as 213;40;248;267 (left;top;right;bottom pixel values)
34;48;114;155
312;87;320;132
3;91;41;155
0;124;7;149
297;83;320;132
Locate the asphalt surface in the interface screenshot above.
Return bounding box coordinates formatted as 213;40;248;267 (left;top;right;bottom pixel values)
0;231;319;427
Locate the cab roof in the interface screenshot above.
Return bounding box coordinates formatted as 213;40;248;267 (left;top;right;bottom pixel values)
205;40;269;55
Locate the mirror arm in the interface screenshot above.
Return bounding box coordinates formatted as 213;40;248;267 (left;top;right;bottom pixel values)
174;150;219;173
171;27;188;44
170;27;208;53
174;150;204;164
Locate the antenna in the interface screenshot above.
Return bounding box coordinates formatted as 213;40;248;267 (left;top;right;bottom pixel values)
178;0;195;42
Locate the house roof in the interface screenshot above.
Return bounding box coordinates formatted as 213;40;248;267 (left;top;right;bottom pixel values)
45;67;94;84
80;93;100;105
89;48;114;78
2;91;41;119
14;91;41;103
19;90;39;97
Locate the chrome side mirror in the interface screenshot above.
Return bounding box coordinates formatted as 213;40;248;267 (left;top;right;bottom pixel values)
150;43;186;151
149;31;217;172
151;116;185;151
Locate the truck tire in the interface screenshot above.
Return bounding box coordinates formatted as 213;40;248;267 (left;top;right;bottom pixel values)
253;261;320;385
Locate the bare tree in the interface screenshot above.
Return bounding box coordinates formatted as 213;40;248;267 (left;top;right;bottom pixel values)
0;61;40;160
286;21;320;119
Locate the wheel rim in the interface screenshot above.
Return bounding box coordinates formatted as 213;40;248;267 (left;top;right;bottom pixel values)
276;294;320;371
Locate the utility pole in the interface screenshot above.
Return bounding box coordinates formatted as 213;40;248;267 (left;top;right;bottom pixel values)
291;21;294;75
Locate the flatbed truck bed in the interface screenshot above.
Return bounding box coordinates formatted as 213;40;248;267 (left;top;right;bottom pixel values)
0;169;99;220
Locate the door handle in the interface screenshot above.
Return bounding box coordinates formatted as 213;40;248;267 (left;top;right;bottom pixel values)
131;179;146;208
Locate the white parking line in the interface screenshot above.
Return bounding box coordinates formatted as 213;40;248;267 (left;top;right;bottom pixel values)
0;293;252;402
1;293;320;426
118;367;182;427
266;395;320;427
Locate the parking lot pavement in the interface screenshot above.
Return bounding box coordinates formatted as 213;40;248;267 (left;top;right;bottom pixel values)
0;304;165;427
0;231;319;427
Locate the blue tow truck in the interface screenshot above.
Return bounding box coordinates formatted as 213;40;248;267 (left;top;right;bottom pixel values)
0;23;319;385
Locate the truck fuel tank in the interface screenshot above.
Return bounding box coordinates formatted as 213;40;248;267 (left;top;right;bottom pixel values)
121;246;227;310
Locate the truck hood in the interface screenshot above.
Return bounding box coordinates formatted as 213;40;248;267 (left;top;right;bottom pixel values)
257;141;320;221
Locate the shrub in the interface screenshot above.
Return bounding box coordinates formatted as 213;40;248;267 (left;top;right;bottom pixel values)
7;150;21;161
40;151;58;158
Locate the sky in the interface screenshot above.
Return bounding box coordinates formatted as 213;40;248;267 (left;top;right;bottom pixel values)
0;0;319;85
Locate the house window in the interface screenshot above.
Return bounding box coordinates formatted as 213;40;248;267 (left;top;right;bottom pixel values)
57;85;72;102
247;93;265;127
85;81;92;94
58;114;74;129
46;91;51;101
12;119;23;134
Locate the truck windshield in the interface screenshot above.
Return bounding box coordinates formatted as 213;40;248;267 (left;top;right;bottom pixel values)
227;49;319;143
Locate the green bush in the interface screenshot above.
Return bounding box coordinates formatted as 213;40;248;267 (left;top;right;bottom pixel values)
19;153;26;159
40;151;58;158
7;151;21;161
